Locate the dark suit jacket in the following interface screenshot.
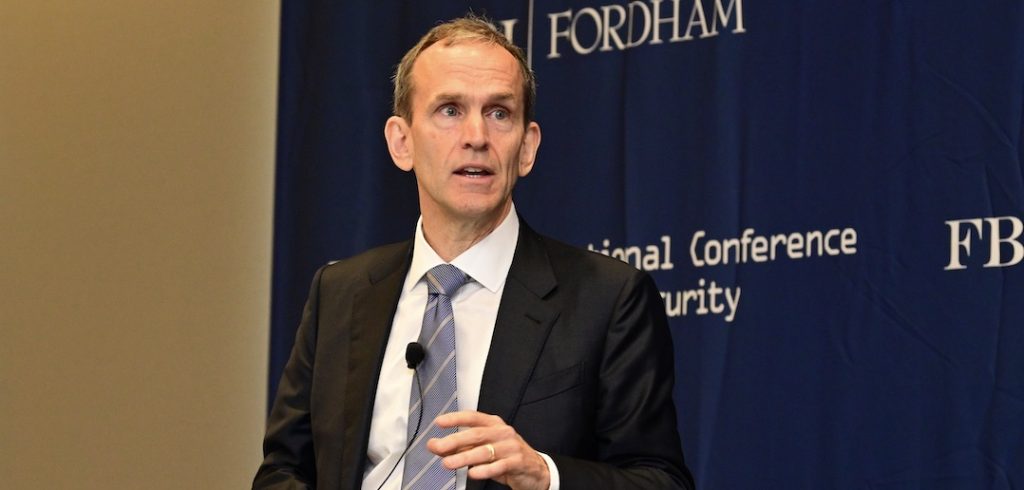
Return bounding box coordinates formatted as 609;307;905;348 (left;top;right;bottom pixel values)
254;222;694;490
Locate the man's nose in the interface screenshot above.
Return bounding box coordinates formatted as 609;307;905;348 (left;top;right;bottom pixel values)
461;112;488;150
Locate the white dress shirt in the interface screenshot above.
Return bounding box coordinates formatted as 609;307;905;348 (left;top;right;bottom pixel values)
361;204;559;490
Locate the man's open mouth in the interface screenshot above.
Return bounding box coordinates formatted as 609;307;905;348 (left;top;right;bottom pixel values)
455;167;493;177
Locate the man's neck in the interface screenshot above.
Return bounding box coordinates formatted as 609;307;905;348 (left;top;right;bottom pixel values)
421;204;511;262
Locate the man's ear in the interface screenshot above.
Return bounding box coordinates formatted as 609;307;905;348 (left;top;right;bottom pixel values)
384;116;413;171
517;121;541;177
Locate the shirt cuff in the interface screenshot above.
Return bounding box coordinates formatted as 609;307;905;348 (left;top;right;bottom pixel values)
537;452;560;490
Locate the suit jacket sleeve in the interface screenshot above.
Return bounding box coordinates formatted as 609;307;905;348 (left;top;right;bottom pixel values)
253;266;323;489
548;271;694;490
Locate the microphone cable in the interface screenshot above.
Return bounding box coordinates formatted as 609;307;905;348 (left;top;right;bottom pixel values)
375;342;426;490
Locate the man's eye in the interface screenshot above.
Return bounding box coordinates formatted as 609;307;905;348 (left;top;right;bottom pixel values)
440;106;458;117
491;109;509;120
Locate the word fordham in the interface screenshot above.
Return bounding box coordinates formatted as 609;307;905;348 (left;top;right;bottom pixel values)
547;0;746;58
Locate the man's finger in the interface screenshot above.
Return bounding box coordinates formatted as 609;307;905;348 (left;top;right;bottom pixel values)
440;442;501;470
467;459;511;481
434;410;503;428
427;426;497;455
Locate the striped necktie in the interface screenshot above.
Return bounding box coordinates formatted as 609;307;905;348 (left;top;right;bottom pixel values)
401;264;468;490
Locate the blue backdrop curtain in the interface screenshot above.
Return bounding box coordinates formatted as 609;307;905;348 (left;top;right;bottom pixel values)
270;1;1024;487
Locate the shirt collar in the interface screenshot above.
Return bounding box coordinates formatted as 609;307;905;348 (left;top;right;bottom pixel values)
405;203;520;294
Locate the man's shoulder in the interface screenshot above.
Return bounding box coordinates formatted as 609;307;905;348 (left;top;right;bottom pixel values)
525;228;647;284
318;239;412;285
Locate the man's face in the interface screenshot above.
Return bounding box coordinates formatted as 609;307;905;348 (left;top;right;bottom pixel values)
385;41;541;227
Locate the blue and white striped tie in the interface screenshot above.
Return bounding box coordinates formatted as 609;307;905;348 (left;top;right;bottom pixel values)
402;264;468;490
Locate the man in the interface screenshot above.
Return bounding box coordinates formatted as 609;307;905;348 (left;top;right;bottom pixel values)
255;15;694;490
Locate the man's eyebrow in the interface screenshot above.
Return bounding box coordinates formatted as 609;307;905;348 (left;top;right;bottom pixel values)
489;93;517;104
433;93;463;103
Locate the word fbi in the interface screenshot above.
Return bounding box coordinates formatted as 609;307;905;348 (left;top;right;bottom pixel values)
945;216;1024;270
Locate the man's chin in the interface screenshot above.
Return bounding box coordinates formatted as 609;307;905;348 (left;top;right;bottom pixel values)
443;200;512;225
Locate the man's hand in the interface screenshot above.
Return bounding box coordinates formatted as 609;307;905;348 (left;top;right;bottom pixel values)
426;411;550;490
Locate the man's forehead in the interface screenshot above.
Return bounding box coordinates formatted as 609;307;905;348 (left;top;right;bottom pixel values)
411;41;522;94
419;39;515;64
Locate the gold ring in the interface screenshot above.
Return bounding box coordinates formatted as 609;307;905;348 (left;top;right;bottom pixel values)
485;443;496;462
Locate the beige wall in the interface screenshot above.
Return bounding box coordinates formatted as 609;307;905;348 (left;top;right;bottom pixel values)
1;1;278;488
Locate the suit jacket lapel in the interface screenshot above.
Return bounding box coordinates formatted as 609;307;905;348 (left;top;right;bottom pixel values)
338;242;412;489
330;227;557;489
472;224;559;490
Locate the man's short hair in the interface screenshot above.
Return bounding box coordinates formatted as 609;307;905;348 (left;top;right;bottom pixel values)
392;14;537;126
